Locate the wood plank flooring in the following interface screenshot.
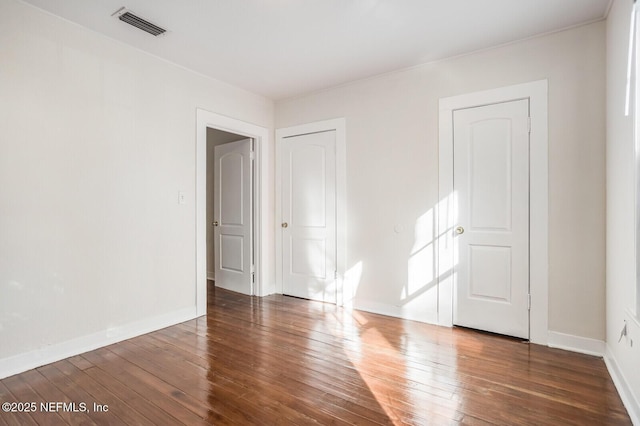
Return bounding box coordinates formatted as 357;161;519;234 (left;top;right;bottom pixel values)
0;284;632;425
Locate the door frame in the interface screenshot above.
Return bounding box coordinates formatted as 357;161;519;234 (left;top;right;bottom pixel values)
438;80;548;344
275;118;346;305
196;109;272;316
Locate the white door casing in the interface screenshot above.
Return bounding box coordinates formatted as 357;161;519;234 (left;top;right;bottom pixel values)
453;100;530;339
213;138;253;295
281;131;337;303
438;80;548;345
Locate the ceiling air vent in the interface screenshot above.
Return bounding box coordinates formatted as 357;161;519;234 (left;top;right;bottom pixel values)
112;7;167;37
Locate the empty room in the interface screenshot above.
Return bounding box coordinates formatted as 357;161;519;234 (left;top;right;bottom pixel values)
1;0;639;424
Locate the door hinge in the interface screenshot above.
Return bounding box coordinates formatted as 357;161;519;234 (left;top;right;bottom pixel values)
252;273;255;283
528;294;531;310
334;270;338;279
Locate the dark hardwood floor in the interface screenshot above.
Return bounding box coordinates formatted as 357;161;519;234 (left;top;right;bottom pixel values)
0;283;632;425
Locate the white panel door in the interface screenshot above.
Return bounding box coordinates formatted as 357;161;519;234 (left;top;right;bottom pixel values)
214;138;253;295
281;131;337;303
453;99;530;338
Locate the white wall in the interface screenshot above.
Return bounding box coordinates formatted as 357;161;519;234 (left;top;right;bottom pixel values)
606;0;640;422
0;0;273;376
276;22;606;340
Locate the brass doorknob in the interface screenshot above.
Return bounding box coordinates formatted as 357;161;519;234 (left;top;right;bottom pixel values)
213;221;219;227
455;226;464;235
282;222;288;228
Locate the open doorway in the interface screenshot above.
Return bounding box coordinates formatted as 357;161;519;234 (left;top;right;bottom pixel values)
196;109;273;317
206;128;254;295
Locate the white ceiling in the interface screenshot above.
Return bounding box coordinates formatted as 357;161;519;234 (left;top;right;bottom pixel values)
21;0;611;100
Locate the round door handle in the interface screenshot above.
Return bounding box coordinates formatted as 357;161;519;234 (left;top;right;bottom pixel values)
212;221;219;227
455;226;464;235
282;222;288;228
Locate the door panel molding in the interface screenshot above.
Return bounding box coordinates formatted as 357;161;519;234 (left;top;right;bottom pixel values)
276;118;346;305
214;139;253;294
281;131;337;303
453;100;530;339
438;80;548;345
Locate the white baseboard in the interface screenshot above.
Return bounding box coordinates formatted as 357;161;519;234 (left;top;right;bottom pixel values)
605;347;640;425
547;330;605;356
207;274;215;281
352;300;439;325
0;307;198;380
